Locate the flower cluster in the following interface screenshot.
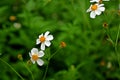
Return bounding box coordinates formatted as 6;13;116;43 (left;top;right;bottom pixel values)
87;0;109;19
29;31;53;66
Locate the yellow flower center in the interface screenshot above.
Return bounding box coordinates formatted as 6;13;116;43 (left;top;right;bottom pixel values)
91;4;98;11
40;36;46;42
32;54;39;61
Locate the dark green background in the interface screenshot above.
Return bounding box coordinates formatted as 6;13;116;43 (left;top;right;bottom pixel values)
0;0;120;80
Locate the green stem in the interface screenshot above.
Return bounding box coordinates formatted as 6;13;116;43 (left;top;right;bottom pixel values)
0;58;24;80
42;59;50;80
115;25;120;67
22;61;34;80
76;61;88;70
105;28;114;45
115;26;120;52
42;48;61;80
49;48;61;59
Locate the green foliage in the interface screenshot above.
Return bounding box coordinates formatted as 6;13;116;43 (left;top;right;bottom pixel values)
0;0;120;80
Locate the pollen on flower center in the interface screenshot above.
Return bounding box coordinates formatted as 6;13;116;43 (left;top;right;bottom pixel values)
32;54;39;61
40;36;46;42
91;4;98;11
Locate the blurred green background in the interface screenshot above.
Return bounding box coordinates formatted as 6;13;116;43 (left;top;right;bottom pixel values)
0;0;120;80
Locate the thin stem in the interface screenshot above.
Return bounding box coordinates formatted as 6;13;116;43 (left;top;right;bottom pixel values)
115;25;120;52
49;48;61;59
105;28;114;45
22;61;34;80
76;61;88;70
103;12;108;21
42;59;50;80
42;47;61;80
115;25;120;67
0;58;24;80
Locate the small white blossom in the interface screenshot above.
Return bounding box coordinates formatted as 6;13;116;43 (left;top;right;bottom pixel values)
13;22;21;29
36;31;54;50
87;3;105;18
90;0;109;3
107;62;112;69
29;48;44;66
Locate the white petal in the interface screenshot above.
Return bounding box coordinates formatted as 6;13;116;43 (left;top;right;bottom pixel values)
90;11;96;18
90;0;95;2
45;41;51;47
31;48;38;55
41;43;45;50
36;39;40;44
99;7;105;11
99;4;104;7
87;5;92;12
95;10;101;15
39;34;43;38
46;35;53;41
38;51;45;57
29;52;32;57
37;59;44;66
31;58;35;64
90;0;99;2
86;8;91;12
44;31;50;37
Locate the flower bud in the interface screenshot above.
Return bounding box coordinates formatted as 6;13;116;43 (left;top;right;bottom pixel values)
27;60;32;65
103;22;108;29
17;54;23;60
100;60;106;66
60;41;66;48
9;15;16;22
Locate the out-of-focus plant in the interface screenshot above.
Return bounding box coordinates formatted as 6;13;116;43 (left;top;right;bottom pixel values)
0;0;120;80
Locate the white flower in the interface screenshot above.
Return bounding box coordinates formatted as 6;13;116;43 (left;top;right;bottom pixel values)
13;22;21;29
36;31;54;50
29;48;44;66
87;3;105;18
107;62;112;69
90;0;109;3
